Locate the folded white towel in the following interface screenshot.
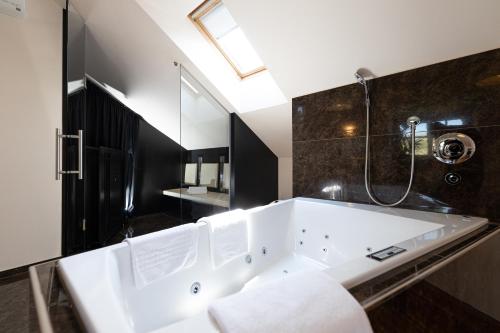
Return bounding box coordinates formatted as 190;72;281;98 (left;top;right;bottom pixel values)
199;210;249;269
127;223;199;289
208;270;373;333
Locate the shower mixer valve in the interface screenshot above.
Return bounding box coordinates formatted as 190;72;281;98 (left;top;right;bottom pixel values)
432;133;476;164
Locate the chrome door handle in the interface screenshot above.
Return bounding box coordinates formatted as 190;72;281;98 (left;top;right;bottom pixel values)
56;128;83;180
78;129;83;180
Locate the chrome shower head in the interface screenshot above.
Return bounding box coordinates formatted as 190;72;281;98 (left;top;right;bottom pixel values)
354;71;366;85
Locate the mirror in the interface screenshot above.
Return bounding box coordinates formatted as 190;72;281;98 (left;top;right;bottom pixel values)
176;67;231;222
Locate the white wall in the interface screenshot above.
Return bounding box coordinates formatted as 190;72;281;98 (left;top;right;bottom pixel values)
278;157;293;200
0;0;62;271
238;102;292;158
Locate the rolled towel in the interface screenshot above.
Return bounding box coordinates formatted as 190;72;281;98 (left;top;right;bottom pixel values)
199;210;249;269
208;270;373;333
127;223;199;289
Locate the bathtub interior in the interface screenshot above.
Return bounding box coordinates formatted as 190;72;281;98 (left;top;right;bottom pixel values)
111;200;296;332
108;199;446;332
292;199;445;265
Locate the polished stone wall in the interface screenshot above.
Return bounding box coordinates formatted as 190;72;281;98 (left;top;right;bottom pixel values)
293;48;500;220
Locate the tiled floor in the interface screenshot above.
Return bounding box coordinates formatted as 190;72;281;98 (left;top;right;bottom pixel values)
0;271;30;333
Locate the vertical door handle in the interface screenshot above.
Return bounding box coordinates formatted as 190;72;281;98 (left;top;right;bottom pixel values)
78;130;83;180
56;128;62;180
55;128;84;180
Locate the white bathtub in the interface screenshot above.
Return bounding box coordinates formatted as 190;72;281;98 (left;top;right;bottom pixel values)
58;197;487;333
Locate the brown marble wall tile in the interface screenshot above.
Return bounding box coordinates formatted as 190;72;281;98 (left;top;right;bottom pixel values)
368;126;499;219
294;125;500;219
293;137;370;203
293;48;500;142
293;84;366;141
293;47;500;221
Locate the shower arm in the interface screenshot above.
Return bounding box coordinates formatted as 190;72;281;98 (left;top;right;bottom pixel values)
359;73;420;207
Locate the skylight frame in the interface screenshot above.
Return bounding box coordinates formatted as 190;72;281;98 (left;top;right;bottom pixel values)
189;0;267;79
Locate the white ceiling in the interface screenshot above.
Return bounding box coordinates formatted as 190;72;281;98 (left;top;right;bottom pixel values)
225;0;500;98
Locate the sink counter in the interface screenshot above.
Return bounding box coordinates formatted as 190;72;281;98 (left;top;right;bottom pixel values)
162;188;230;208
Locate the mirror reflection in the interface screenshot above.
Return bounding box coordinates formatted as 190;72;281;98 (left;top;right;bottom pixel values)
176;67;230;222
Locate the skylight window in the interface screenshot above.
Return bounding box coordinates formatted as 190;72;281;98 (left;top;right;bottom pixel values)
189;0;266;79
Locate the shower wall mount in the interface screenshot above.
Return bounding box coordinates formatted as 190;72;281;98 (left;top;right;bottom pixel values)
432;133;476;164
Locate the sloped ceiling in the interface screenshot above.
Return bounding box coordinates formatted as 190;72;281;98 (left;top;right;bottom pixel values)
225;0;500;98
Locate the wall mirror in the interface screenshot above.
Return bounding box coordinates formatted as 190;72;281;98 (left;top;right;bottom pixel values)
175;66;231;222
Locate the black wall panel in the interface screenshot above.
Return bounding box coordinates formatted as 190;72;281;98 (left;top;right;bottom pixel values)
230;113;278;209
133;120;182;217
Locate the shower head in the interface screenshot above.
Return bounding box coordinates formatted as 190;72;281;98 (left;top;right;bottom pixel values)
354;71;366;85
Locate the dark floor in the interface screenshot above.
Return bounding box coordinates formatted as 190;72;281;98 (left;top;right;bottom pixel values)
0;270;30;333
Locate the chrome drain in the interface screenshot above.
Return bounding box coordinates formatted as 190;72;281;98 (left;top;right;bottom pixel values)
191;282;201;295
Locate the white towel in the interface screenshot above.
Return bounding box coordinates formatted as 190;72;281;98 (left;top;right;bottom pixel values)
199;210;249;269
127;223;199;289
208;270;373;333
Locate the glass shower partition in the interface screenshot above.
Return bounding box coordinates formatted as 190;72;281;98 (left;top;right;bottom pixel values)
178;66;231;222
